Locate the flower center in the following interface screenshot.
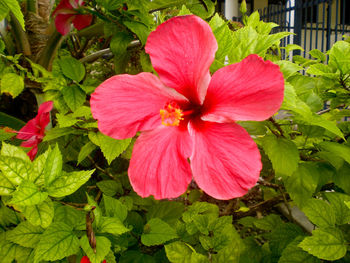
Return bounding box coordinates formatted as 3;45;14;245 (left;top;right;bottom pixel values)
160;102;184;126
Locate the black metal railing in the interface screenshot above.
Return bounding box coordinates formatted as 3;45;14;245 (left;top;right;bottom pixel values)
258;0;350;58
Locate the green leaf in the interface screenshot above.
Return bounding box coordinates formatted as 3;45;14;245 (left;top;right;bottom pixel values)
0;73;24;98
80;235;111;263
44;144;62;187
187;0;215;18
89;132;131;164
209;14;233;72
2;0;25;30
285;163;319;208
253;214;283;231
78;141;97;165
59;57;85;82
1;142;30;162
261;135;299;178
0;237;20;263
43;126;83;141
97;180;123;196
6;221;44;248
56;113;78;128
0;204;20;226
98;216;130;235
31;150;49;185
0;156;32;185
279;236;321;263
306;63;334;76
275;61;303;79
0;2;9;21
119;250;156;263
103;195;128;221
62;85;86;111
324;192;350;225
268;223;304;256
22;197;54;228
0;129;16;141
309;49;326;62
110;32;133;57
34;222;80;262
123;20;149;45
47;169;94;198
329;41;350;75
319;142;350;165
10;180;48;206
146;201;184;225
53;203;85;230
97;0;122;10
165;241;192;263
141;218;178;246
299;227;347;261
302;198;336;227
0;171;15;195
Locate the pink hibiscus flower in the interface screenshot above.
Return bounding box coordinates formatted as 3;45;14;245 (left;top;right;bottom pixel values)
16;101;53;161
52;0;93;35
90;15;284;200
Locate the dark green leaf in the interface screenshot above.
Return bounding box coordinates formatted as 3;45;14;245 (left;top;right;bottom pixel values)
141;218;178;246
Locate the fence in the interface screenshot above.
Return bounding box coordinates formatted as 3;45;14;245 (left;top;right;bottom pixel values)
258;0;350;58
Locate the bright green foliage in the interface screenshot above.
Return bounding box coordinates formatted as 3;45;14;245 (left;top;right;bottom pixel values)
22;198;54;228
261;135;299;178
299;227;347;260
0;0;25;29
80;235;111;263
302;198;336;227
1;2;350;262
6;221;44;248
34;222;80;262
89;131;132;164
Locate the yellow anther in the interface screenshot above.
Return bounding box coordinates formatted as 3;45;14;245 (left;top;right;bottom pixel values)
160;103;184;126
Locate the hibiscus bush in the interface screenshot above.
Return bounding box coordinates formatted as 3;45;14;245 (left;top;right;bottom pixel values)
1;0;350;262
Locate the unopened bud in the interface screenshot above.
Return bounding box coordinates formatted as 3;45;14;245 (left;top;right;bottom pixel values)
240;0;247;15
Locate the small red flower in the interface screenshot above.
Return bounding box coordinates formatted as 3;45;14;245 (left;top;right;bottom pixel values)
90;15;284;200
52;0;93;35
16;101;53;161
81;256;106;263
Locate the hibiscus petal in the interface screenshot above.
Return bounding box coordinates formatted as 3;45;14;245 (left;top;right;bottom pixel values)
72;14;93;31
128;126;193;200
55;14;75;35
145;15;218;105
52;0;74;17
27;145;38;161
202;54;284;122
90;72;188;140
189;120;261;200
37;101;53;128
17;119;38;140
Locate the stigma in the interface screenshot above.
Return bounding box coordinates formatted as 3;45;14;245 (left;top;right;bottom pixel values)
160;102;184;126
